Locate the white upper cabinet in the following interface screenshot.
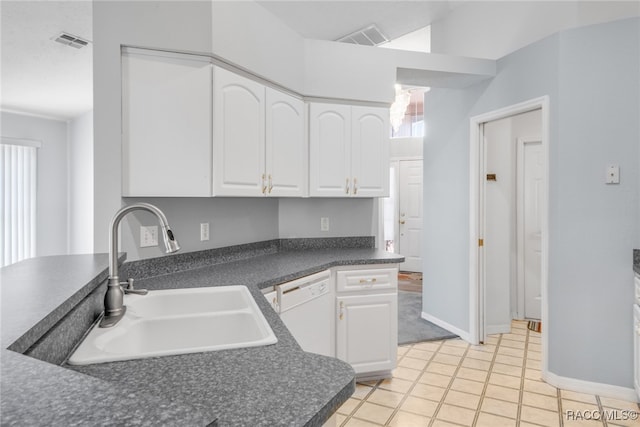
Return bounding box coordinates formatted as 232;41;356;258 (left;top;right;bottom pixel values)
213;67;265;196
309;103;389;198
351;107;389;197
309;103;351;197
122;50;212;197
265;88;307;197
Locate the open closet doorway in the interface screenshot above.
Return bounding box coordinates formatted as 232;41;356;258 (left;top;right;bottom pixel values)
469;97;549;373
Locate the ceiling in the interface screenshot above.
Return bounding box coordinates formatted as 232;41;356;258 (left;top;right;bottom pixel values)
0;1;450;122
257;1;452;42
1;1;93;121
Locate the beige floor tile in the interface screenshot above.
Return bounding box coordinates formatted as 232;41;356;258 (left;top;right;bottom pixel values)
436;403;476;425
393;366;422;382
426;362;458;376
406;348;434;360
502;333;526;342
418;372;452;388
489;372;522;389
444;389;481;410
461;357;491;371
352;384;374;400
379;377;414;394
410;383;447;402
359;380;380;387
400;395;439;417
528;343;541;352
484;384;521;403
336;413;347;426
602;414;640;427
528;336;541;344
526;359;542;370
439;345;467;357
399;356;429;371
476;412;518;427
559;390;597;405
527;350;542;361
432;353;462;366
352;402;394;425
495;354;524;367
472;343;497;352
366;388;405;408
444;338;470;347
465;349;493;362
387;410;431;427
599;397;640;412
430;420;462;427
522;390;559;411
511;327;528;336
524;368;542;381
481;397;519;418
497;346;525;358
561;398;599;413
450;377;485;395
413;341;442;352
520;405;561;427
485;335;500;344
456;366;489;383
338;397;361;415
344;417;381;427
563;419;605;427
523;379;557;396
512;321;527;329
397;346;409;356
492;362;523;378
499;340;526;350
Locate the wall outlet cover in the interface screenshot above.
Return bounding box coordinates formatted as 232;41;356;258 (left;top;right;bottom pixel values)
321;217;329;231
200;222;210;241
140;225;158;247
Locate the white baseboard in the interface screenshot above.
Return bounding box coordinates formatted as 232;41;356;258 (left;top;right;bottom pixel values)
485;324;511;335
543;370;639;403
421;312;471;342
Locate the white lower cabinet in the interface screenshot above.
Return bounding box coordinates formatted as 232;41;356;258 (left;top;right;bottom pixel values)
634;304;639;399
335;265;398;379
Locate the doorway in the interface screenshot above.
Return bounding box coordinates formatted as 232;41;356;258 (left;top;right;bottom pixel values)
469;96;549;372
384;158;423;273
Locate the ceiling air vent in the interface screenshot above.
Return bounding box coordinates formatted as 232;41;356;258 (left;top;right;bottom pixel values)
337;25;389;47
53;32;91;49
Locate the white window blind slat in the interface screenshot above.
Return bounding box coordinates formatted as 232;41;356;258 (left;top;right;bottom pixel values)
1;142;38;267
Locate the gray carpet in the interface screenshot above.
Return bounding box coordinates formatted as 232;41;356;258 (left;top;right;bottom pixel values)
398;290;458;345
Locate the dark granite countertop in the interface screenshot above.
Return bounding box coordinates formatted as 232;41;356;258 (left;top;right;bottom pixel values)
1;240;404;426
634;249;639;275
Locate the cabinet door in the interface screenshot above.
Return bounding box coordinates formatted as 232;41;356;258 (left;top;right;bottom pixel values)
213;67;265;196
351;106;390;197
266;88;307;197
309;103;352;197
122;51;212;196
336;293;397;374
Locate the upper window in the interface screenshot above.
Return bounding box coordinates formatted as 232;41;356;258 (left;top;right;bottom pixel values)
390;86;428;138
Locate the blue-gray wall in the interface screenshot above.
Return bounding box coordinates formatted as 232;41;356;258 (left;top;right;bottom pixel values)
423;18;639;388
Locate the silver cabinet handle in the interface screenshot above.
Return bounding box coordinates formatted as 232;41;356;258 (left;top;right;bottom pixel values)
261;173;267;194
345;178;350;194
268;174;273;194
353;177;358;195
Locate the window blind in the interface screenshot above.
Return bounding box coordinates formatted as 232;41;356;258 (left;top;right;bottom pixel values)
1;138;40;267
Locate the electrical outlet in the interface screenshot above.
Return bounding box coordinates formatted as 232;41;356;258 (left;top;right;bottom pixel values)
200;223;210;241
320;217;329;232
140;226;158;247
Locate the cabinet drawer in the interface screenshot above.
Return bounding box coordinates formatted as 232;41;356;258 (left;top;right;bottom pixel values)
336;266;397;293
635;274;640;305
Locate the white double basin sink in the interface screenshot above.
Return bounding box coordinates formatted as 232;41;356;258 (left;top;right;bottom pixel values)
68;285;277;365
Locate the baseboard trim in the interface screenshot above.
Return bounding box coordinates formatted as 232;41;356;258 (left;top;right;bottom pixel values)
485;324;511;335
543;370;639;403
421;312;471;342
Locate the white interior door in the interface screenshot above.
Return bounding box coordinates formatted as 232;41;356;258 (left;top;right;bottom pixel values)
398;160;423;272
517;139;543;320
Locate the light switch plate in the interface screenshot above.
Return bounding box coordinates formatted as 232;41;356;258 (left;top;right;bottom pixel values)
200;223;210;241
140;225;158;247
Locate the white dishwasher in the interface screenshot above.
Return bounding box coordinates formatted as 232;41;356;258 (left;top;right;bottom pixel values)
275;270;334;357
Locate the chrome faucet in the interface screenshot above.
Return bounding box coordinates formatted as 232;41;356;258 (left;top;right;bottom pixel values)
100;203;180;328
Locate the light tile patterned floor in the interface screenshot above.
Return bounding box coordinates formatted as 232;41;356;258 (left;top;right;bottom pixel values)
337;320;640;427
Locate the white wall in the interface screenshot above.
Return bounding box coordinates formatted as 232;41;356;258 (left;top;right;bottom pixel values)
278;199;377;240
68;111;93;254
390;137;423;158
423;17;639;390
431;1;640;59
1;112;68;257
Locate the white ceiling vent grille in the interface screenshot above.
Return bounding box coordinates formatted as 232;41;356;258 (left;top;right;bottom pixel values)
53;32;91;49
337;25;389;47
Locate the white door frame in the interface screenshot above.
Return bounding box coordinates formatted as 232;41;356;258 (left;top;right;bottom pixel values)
469;96;550;374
